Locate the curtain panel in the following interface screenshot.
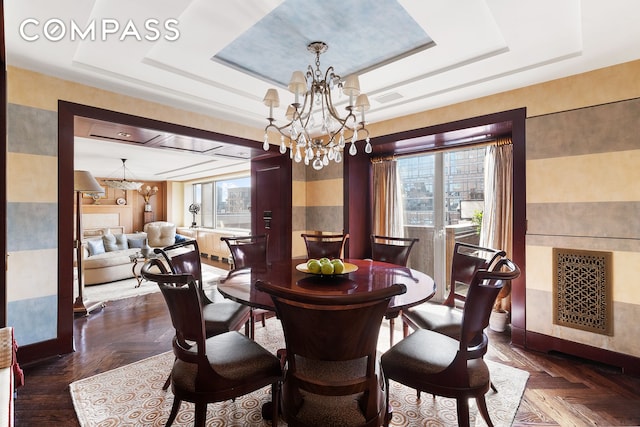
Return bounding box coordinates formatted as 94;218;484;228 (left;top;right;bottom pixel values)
372;159;405;238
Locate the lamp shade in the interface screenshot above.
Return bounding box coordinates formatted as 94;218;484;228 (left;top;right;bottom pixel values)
288;71;307;96
74;170;104;193
263;88;280;108
355;94;370;112
342;75;361;97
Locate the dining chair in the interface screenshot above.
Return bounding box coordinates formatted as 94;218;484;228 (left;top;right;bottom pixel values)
301;233;349;259
401;242;505;340
370;234;419;347
256;279;407;427
220;234;274;337
141;261;282;427
370;235;419;266
381;258;520;427
154;239;251;390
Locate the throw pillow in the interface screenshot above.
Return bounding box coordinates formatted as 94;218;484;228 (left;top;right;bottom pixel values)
115;233;128;250
86;239;105;256
127;237;145;248
174;234;189;243
103;234;128;251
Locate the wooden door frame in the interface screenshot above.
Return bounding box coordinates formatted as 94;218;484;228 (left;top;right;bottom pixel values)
18;101;265;363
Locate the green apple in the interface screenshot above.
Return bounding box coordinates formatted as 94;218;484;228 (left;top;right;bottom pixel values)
319;257;330;265
331;259;345;274
307;259;321;274
320;262;334;275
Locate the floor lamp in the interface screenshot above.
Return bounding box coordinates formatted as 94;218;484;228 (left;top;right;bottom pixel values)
74;170;105;316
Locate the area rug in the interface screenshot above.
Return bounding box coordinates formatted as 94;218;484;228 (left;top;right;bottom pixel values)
82;264;230;303
70;319;528;426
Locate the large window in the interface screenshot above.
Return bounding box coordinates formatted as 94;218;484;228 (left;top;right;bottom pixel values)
193;176;251;230
397;146;486;300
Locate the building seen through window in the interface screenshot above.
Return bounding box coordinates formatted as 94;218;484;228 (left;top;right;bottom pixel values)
398;146;485;226
193;176;251;230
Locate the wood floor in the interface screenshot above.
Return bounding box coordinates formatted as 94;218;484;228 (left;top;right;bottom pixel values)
15;280;640;426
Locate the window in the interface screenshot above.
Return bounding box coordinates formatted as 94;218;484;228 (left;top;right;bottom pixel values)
193;176;251;230
398;146;485;226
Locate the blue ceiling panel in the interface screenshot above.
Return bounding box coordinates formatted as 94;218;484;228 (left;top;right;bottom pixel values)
212;0;433;87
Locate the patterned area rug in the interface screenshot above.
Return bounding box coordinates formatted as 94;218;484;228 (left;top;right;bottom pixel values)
82;264;229;303
70;319;528;426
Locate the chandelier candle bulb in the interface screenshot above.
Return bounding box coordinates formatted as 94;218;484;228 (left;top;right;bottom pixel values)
262;41;371;170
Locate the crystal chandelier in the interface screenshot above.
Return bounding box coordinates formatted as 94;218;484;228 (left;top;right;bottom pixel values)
262;42;372;170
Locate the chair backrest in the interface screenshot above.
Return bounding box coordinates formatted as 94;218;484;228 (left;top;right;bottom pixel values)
141;260;204;346
154;239;203;285
256;280;406;423
301;233;349;259
141;260;228;383
433;258;519;389
458;258;520;358
444;242;506;307
370;235;419;266
220;234;269;270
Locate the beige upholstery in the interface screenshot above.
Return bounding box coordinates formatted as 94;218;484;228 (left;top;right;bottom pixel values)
144;221;176;248
0;327;18;427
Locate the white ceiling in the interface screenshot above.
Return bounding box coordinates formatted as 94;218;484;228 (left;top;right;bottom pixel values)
5;0;640;181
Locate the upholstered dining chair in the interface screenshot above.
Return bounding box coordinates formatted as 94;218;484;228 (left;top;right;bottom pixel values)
156;239;251;333
154;239;251;390
256;279;407;427
301;233;349;259
370;234;419;347
401;242;505;340
141;261;282;427
381;258;520;427
220;234;273;337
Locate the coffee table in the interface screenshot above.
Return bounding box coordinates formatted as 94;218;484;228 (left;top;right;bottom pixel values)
129;252;159;288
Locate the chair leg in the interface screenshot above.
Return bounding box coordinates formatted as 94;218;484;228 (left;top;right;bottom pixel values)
455;397;471;427
250;311;256;339
162;372;171;391
194;402;207;427
165;397;181;427
476;395;494;427
389;317;395;347
490;381;498;393
384;377;392;427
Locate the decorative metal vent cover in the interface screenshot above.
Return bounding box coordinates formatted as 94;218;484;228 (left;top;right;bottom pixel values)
553;248;612;335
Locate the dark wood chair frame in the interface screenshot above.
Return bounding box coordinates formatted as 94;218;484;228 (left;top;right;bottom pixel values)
401;242;505;339
370;234;419;266
154;239;251;389
301;233;349;259
381;259;520;427
256;280;407;427
220;234;274;337
369;234;419;347
141;260;282;427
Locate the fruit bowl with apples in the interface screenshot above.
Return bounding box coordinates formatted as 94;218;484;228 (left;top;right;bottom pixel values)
296;258;358;276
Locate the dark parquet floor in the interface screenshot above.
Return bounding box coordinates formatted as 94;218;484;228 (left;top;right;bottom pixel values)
14;262;640;426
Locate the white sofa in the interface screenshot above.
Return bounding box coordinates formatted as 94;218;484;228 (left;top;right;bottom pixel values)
82;223;183;285
82;232;149;285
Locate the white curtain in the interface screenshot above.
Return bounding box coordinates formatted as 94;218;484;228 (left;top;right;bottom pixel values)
372;159;405;238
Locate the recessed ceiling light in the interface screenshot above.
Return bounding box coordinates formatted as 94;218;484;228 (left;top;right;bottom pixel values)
117;132;131;138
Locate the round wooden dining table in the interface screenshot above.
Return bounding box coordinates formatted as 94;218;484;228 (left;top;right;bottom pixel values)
217;258;436;318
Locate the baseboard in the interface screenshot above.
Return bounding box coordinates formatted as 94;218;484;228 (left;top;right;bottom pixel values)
524;330;640;376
